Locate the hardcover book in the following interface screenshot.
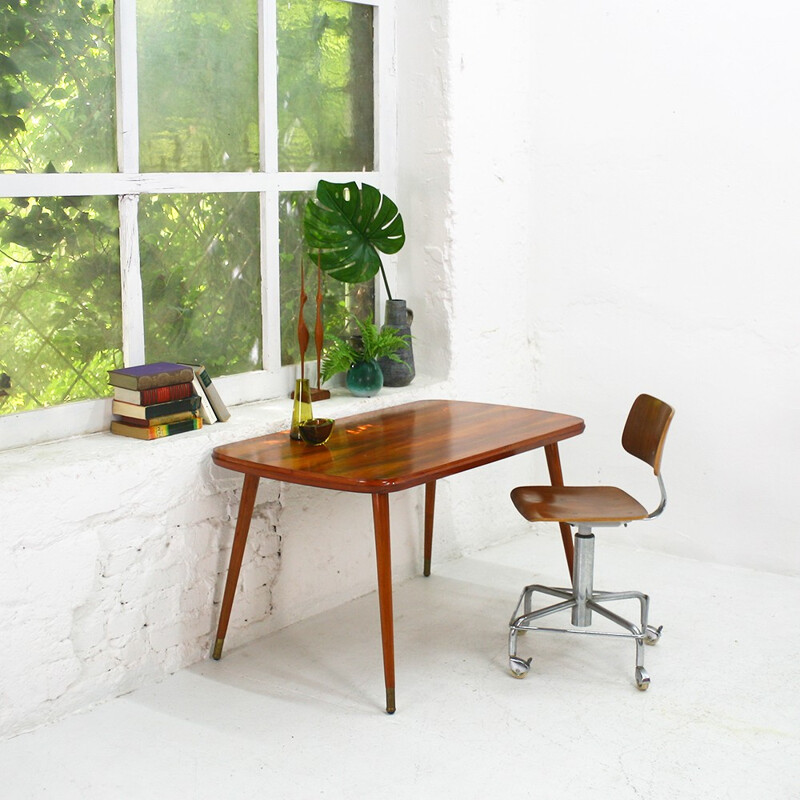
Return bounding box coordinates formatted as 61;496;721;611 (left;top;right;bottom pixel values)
181;364;230;422
113;382;194;406
113;411;198;428
108;362;194;391
111;394;201;420
110;417;203;440
185;371;216;425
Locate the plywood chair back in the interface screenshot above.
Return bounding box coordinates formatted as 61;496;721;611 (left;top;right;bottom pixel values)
621;394;675;476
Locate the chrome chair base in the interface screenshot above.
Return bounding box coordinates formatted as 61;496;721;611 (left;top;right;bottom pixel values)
508;528;662;690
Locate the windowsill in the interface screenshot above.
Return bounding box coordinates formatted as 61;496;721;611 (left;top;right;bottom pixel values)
0;374;453;481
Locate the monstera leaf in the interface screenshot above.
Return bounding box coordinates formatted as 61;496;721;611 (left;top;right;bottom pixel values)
303;180;405;299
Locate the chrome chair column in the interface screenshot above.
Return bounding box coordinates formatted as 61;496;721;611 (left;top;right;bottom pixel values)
571;527;594;627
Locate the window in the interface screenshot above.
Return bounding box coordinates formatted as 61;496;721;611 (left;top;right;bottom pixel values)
0;0;395;449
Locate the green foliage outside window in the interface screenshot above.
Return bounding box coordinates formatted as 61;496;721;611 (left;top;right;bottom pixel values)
140;192;262;377
0;0;116;174
0;195;122;414
0;0;120;414
277;0;374;172
137;0;259;173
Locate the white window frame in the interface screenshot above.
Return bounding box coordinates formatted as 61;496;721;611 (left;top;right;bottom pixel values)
0;0;397;451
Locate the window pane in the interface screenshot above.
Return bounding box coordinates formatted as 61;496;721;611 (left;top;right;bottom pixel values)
137;0;259;173
0;196;122;416
0;2;116;173
277;0;374;172
139;193;261;376
279;191;373;366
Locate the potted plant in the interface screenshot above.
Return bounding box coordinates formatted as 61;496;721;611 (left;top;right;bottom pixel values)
304;180;415;386
321;315;410;397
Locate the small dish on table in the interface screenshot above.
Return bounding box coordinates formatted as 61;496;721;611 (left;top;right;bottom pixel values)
298;417;335;446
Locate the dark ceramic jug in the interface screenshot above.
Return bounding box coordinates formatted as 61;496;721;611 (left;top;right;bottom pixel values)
378;299;415;387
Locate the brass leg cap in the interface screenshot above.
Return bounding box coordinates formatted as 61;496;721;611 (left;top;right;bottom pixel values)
212;637;224;660
385;688;396;714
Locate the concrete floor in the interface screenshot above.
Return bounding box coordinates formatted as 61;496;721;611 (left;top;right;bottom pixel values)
2;533;799;799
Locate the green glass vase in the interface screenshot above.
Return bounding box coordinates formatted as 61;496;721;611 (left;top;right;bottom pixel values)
290;378;313;439
346;359;384;397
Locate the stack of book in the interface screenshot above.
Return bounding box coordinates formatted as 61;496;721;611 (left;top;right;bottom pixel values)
107;362;230;440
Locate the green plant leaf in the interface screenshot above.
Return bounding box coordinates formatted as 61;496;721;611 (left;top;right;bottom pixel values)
303;180;405;290
320;314;410;383
0;115;25;141
0;54;22;78
320;334;359;382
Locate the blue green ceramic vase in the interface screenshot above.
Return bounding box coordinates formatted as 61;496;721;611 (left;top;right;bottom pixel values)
346;359;384;397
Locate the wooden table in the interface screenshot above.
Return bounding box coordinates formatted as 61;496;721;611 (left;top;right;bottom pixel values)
211;399;584;713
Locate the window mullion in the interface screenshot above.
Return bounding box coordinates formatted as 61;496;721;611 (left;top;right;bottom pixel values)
115;0;140;174
262;0;281;373
262;189;282;373
119;195;146;366
261;0;278;175
115;0;144;367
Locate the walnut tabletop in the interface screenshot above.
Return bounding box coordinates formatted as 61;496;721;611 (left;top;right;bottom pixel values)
210;398;585;714
211;399;585;493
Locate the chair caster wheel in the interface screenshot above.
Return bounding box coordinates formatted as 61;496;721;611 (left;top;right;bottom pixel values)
644;625;662;645
509;656;532;678
635;667;650;690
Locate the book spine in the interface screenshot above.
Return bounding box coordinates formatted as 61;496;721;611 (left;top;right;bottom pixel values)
114;411;198;428
112;394;201;420
108;364;195;390
194;366;230;422
114;382;194;405
188;373;216;425
149;417;202;438
110;417;202;439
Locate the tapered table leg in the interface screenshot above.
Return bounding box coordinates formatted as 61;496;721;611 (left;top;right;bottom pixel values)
371;493;396;714
423;481;436;577
544;443;574;582
212;473;260;660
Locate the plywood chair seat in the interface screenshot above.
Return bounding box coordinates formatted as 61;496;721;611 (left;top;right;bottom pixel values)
511;485;648;524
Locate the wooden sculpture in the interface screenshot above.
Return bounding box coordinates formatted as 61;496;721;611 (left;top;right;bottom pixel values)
292;256;329;401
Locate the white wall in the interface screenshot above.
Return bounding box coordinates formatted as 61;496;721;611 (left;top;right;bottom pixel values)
522;0;800;573
395;0;453;381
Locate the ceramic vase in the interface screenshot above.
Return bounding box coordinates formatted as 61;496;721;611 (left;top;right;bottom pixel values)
378;299;415;387
346;359;384;397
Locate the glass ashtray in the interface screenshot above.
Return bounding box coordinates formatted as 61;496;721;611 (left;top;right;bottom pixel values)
298;417;335;446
